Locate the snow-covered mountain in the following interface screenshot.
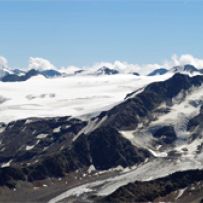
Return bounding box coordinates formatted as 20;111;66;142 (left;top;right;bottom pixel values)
1;63;203;82
148;64;203;77
95;66;119;75
48;73;203;202
1;68;62;82
1;70;203;202
170;64;202;75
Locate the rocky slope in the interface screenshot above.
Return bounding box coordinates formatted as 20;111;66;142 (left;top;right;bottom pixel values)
102;169;203;203
0;115;151;188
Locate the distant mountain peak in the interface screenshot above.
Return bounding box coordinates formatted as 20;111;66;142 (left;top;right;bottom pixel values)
148;64;202;77
40;69;62;78
148;68;168;76
171;64;199;74
96;66;119;75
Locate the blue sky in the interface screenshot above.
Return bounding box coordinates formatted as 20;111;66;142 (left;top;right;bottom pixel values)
0;0;203;68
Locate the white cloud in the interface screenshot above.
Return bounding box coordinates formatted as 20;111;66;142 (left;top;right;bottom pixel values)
82;54;203;75
0;56;11;78
1;54;203;75
164;54;203;68
28;57;55;71
0;56;9;70
88;61;141;73
76;60;163;75
59;65;82;75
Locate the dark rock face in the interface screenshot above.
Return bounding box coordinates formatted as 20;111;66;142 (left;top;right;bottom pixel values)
153;126;177;144
0;115;151;186
1;74;20;82
85;127;150;170
0;117;86;165
26;149;90;182
0;116;88;185
0;167;25;188
183;64;199;73
1;69;61;82
102;169;203;203
25;69;39;78
56;126;151;175
96;66;119;75
74;69;85;75
131;72;140;76
2;69;40;82
40;69;62;78
148;68;168;76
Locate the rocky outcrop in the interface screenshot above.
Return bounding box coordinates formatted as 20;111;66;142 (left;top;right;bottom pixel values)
153;126;177;144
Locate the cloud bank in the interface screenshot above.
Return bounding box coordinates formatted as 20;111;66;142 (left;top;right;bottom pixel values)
164;54;203;69
28;57;55;71
0;56;9;70
85;54;203;74
1;54;203;74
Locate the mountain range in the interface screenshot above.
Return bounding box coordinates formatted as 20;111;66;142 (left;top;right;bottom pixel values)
1;64;203;82
0;65;203;202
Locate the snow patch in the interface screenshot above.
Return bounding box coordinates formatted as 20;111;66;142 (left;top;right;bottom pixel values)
0;127;5;133
26;145;35;151
53;127;61;133
24;119;33;124
36;133;48;139
148;149;168;158
88;165;96;174
176;188;187;199
1;159;12;168
26;140;39;150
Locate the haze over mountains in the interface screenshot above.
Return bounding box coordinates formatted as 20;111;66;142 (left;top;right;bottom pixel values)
1;55;203;202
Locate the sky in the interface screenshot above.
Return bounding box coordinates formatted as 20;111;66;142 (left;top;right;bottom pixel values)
0;0;203;69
